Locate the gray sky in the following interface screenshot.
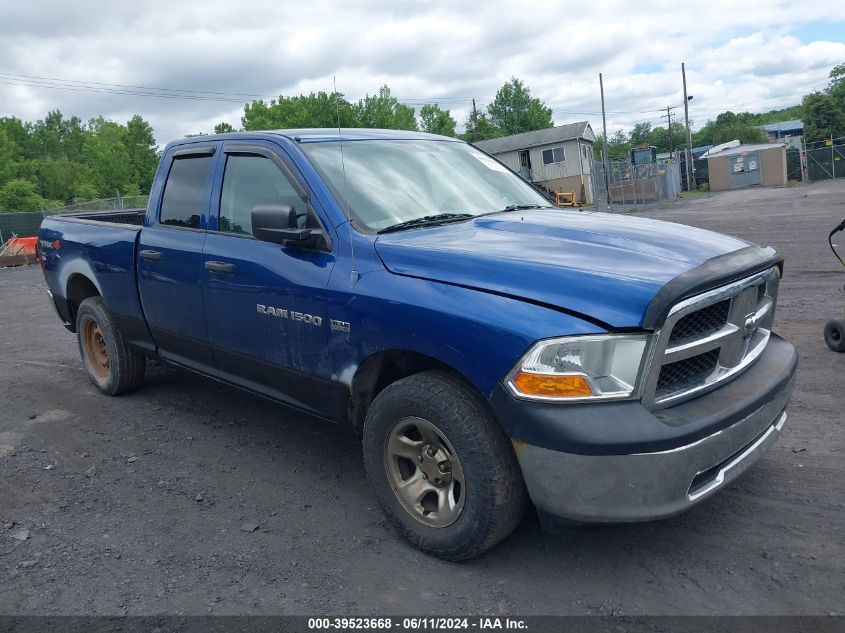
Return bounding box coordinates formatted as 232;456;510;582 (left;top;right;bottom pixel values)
2;0;844;145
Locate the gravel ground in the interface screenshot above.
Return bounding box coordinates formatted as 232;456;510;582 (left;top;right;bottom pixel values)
0;180;843;616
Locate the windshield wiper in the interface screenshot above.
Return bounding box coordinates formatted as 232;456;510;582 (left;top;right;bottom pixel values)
479;204;553;217
503;203;553;211
377;213;474;234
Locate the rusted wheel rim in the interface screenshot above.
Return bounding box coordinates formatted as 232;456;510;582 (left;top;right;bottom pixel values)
385;417;466;528
83;319;109;379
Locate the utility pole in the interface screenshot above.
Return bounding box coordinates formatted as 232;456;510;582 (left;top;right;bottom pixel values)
471;99;479;142
682;63;694;191
599;73;610;204
660;106;677;159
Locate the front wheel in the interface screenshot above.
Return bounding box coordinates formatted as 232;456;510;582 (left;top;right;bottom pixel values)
362;371;527;560
76;296;146;395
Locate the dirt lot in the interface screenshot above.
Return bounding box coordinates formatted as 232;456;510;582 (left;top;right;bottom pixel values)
1;181;843;616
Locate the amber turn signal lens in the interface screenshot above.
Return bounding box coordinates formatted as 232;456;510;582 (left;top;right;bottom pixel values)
512;372;594;398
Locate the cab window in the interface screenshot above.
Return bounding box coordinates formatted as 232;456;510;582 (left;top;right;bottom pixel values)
218;154;306;235
160;154;213;229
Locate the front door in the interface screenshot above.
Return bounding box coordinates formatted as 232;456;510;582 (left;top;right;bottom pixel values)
728;152;762;188
745;152;762;186
518;150;531;180
138;144;219;371
201;142;341;419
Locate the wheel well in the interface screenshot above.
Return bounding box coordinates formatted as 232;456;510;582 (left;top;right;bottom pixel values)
66;274;100;326
350;350;455;435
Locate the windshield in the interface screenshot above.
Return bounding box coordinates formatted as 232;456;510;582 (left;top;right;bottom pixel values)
301;140;551;232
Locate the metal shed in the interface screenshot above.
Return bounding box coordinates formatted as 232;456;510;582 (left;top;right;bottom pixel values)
706;143;787;191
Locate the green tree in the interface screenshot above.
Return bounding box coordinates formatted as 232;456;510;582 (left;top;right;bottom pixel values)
0;129;20;186
0;117;31;156
459;112;504;142
243;91;358;130
123;115;159;193
354;86;418;130
12;159;38;185
419;104;457;137
0;178;46;212
829;62;845;105
592;133;604;160
692;111;764;146
214;122;236;134
646;121;695;152
0;112;160;206
82;117;136;198
712;121;767;145
755;105;803;125
607;130;630;160
29;111;87;161
629;122;653;147
593;130;630;161
36;156;98;202
802;91;845;142
486;78;553;135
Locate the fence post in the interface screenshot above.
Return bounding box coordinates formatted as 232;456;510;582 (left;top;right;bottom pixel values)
833;137;837;180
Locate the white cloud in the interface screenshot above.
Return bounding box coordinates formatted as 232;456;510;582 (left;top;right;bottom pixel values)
1;0;843;144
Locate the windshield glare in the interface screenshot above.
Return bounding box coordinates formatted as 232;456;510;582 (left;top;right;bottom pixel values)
301;140;551;232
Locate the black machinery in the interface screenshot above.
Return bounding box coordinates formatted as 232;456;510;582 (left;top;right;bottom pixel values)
824;218;845;352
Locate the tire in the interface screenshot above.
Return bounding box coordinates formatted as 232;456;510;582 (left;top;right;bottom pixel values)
76;296;146;395
362;370;527;561
824;319;845;353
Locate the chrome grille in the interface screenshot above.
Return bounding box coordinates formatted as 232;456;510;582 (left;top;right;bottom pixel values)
643;267;780;409
656;348;720;397
669;299;730;343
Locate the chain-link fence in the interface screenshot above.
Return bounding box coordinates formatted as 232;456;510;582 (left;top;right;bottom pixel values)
806;139;845;182
50;195;149;214
680;156;709;191
0;196;150;242
0;213;45;243
590;160;682;212
786;147;802;181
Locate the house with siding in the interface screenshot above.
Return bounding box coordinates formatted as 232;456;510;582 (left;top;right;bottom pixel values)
474;122;596;203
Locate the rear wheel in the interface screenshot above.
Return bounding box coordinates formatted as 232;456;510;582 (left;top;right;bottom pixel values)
76;297;146;395
824;319;845;352
362;371;527;560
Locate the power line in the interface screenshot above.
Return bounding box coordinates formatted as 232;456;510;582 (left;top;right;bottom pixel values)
1;68;824;126
0;72;487;109
0;70;676;116
550;106;666;116
0;77;249;103
0;71;264;99
660;106;677;154
688;82;827;114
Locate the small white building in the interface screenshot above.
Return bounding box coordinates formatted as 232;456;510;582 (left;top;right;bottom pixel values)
474;122;596;203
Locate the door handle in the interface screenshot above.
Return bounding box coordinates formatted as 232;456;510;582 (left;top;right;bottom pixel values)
139;250;163;262
205;260;235;275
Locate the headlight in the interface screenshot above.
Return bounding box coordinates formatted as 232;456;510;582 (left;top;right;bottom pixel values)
506;334;650;402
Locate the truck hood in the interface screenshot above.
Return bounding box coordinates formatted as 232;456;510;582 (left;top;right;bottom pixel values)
374;209;751;328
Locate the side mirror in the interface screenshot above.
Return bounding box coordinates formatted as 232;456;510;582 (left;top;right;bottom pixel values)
251;204;296;244
251;204;328;250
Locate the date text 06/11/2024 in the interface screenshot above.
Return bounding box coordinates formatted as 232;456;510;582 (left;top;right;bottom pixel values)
307;617;528;630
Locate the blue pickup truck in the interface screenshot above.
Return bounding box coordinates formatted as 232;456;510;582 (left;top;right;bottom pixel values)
38;129;797;560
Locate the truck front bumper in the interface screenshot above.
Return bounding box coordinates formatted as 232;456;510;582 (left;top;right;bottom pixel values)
490;333;797;524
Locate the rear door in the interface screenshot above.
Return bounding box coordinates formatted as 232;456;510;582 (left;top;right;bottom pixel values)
201;141;342;418
138;144;220;371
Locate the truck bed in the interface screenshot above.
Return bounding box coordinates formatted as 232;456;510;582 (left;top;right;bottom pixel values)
49;208;147;227
39;210;149;349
